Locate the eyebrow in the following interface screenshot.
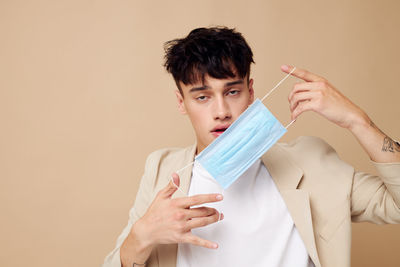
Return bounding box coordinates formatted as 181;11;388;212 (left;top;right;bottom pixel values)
189;79;244;93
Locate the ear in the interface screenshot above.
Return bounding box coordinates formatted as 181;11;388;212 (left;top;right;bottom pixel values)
248;78;255;103
175;90;187;114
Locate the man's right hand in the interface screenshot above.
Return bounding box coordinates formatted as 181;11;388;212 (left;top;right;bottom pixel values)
120;173;224;266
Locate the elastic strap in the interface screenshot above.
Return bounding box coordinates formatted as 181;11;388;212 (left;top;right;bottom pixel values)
285;119;296;129
261;67;296;102
170;161;194;195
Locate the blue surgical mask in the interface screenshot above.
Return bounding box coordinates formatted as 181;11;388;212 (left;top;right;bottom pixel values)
174;68;296;191
195;99;287;189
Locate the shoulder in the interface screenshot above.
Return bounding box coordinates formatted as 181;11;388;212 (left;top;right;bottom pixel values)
142;144;196;184
277;135;353;173
278;135;336;155
144;144;195;168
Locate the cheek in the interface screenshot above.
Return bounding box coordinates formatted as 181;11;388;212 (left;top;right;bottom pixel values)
186;106;209;129
231;99;250;118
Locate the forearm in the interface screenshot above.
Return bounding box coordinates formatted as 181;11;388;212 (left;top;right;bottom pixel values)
120;220;154;267
348;111;400;163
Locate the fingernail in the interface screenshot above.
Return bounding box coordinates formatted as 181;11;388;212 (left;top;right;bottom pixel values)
220;213;224;220
281;65;289;71
216;194;223;200
212;243;218;249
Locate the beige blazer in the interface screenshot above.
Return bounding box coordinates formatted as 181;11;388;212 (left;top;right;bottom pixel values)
103;136;400;267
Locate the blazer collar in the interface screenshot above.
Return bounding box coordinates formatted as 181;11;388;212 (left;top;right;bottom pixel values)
178;142;305;191
180;141;305;190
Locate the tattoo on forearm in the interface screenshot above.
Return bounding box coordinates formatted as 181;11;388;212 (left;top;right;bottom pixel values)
382;137;400;153
370;119;400;153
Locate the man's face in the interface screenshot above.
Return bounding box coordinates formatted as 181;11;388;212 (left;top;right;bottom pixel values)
175;74;254;154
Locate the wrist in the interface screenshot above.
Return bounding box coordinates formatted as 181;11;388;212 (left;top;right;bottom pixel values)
132;218;155;252
347;110;370;133
120;219;154;267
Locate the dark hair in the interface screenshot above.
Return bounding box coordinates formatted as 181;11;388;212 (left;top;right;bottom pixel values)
163;26;254;94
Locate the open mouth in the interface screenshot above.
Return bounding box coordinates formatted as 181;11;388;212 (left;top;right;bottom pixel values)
214;128;227;133
211;125;230;136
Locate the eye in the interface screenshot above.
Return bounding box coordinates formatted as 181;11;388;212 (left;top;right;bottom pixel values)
196;95;208;101
228;90;240;96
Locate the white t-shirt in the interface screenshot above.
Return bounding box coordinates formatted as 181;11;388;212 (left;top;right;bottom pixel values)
176;159;314;267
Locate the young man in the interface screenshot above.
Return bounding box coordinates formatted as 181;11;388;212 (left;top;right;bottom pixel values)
103;27;400;267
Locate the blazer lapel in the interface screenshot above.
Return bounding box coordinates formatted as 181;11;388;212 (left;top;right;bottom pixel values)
178;144;197;196
158;144;197;267
262;144;321;267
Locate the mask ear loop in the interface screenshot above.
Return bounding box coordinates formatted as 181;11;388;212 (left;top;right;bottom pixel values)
170;67;297;195
261;67;297;129
285;119;296;129
170;162;195;196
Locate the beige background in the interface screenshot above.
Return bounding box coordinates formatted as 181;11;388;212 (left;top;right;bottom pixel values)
1;0;399;266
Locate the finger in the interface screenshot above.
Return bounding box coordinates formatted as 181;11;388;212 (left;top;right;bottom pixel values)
281;65;325;82
183;233;219;249
186;211;221;229
171;172;180;188
162;173;180;198
176;193;223;208
186;207;219;219
291;100;316;120
289;91;318;112
288;81;325;101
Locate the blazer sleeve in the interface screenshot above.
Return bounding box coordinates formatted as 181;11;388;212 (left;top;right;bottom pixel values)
102;151;159;267
351;160;400;223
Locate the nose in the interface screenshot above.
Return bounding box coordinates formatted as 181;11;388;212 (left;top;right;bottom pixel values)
213;96;232;121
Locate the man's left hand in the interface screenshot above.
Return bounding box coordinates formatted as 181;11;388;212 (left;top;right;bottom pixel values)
281;64;368;130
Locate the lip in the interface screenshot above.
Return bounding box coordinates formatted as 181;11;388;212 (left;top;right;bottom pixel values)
210;124;231;137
